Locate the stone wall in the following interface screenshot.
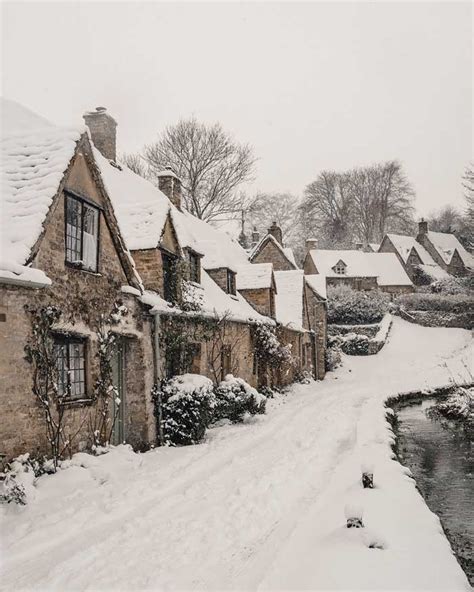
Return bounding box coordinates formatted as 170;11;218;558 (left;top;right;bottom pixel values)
303;285;327;379
326;276;378;291
239;287;275;317
207;267;230;293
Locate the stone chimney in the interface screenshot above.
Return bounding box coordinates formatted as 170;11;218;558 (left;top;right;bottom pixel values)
355;242;364;251
83;107;117;161
268;221;283;246
306;238;318;252
251;226;260;247
157;167;182;210
418;218;428;236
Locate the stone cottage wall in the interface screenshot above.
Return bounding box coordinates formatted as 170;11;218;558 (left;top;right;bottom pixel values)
0;150;155;463
252;240;295;271
239;287;274;317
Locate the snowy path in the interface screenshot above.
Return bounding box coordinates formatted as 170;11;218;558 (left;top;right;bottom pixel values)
1;318;473;591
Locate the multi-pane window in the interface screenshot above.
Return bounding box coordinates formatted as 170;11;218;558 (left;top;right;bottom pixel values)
54;337;87;400
226;270;236;295
65;194;99;272
334;262;346;275
188;251;200;283
220;344;232;380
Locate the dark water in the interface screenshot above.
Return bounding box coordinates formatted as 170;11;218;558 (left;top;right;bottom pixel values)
395;398;474;585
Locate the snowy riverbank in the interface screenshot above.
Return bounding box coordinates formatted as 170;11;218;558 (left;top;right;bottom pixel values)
1;318;472;591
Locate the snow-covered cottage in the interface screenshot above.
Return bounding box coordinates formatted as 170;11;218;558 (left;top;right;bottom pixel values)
303;245;414;294
0;100;155;461
378;221;473;283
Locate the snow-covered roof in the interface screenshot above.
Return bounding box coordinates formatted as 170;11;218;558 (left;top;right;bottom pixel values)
308;250;377;278
283;247;297;267
418;264;449;281
426;230;474;269
236;263;274;290
304;274;327;300
142;269;270;324
385;234;435;265
365;253;413;286
369;243;380;253
181;212;249;272
249;234;297;270
274;270;304;329
0;98;82;286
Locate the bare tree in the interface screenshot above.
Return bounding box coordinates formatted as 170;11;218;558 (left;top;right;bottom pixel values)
301;170;355;247
463;163;474;224
247;192;301;244
120;152;150;178
144;118;257;221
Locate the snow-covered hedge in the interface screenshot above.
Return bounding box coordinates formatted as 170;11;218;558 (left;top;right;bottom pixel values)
328;314;392;357
325;341;342;371
154;374;268;446
427;276;474;295
327;285;389;325
395;292;474;314
156;374;216;446
214;375;266;423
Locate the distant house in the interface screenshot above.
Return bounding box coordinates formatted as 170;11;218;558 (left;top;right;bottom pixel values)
303;245;414;294
416;220;474;276
249;222;298;271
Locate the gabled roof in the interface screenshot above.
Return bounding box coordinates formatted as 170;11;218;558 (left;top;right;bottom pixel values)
365;253;413;286
236;263;274;291
1;99;83;285
249;233;298;270
426;230;474;269
369;243;380;253
304;274;327;300
274;270;304;329
385;233;435;265
308;250;377;278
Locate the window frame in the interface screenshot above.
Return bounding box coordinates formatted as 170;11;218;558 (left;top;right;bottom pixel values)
226;270;236;295
161;248;179;303
64;190;101;273
53;334;89;402
187;250;201;284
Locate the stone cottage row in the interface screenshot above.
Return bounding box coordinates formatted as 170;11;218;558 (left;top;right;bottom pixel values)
0;100;327;462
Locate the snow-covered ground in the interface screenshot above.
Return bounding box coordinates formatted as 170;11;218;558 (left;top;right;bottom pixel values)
1;318;472;591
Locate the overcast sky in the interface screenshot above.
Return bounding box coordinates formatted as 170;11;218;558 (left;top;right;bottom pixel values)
2;1;472;216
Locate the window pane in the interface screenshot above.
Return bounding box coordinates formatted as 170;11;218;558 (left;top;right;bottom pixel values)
82;205;99;271
66;196;82;264
69;342;86;398
54;343;68;396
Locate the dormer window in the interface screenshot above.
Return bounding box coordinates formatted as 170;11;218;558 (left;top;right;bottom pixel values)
188;251;201;283
333;260;347;275
227;270;236;295
65;193;99;272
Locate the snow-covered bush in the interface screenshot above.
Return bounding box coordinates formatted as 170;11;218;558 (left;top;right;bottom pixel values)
327;285;389;325
0;454;45;506
395;292;474;314
427;387;474;422
340;333;370;355
325;340;342;371
428;276;474;295
253;322;294;368
153;374;215;446
213;375;266;423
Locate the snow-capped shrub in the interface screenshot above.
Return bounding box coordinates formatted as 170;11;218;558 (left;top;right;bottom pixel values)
427;387;474;422
0;454;43;506
428;276;474;295
325;344;342;371
340;333;370;355
253;322;294;369
327;285;389;325
213;375;266;423
395;292;474;314
153;374;215;446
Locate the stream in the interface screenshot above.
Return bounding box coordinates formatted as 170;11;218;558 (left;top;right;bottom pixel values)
394;397;474;585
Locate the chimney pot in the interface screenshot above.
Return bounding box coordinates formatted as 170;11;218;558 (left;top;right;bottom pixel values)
83;107;117;161
268;221;283;246
418;218;428;235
